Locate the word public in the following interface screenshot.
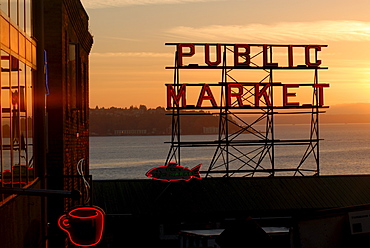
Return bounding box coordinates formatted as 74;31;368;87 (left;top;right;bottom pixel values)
167;83;329;109
171;43;326;68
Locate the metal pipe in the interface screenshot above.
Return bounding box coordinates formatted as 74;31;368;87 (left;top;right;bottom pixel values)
0;187;81;200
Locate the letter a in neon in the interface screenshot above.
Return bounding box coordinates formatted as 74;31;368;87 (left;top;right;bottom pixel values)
196;84;217;107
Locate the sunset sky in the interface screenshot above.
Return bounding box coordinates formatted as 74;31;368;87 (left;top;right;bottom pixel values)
81;0;370;109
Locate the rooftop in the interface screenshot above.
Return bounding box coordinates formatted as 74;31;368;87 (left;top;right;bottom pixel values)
92;175;370;221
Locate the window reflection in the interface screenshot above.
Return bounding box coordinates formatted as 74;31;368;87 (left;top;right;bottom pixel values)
0;0;9;16
0;50;33;187
10;25;19;54
1;0;32;35
19;0;25;31
1;6;35;67
9;0;16;21
1;16;10;50
0;0;34;197
69;43;77;109
25;65;32;176
25;0;31;35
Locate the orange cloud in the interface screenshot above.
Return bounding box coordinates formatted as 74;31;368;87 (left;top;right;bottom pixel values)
165;21;370;43
82;0;220;9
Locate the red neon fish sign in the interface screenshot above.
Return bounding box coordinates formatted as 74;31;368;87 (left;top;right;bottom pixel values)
146;162;202;182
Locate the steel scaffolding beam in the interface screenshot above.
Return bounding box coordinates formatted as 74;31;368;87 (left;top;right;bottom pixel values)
165;43;328;177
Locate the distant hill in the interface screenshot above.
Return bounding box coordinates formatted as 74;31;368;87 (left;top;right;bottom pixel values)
90;106;171;136
279;103;370;124
321;103;370;124
273;113;370;125
244;103;370;125
90;106;244;136
90;103;370;136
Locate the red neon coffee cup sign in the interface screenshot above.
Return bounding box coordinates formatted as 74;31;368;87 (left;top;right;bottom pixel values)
58;206;105;247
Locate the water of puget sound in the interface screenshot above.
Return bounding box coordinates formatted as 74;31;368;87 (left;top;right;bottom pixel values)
89;123;370;180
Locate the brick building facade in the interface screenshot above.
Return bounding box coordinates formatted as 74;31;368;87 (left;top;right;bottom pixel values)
0;1;93;247
44;0;93;246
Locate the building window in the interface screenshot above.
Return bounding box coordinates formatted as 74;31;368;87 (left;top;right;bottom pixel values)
0;0;9;16
0;52;33;192
69;43;79;110
1;0;32;35
0;0;35;203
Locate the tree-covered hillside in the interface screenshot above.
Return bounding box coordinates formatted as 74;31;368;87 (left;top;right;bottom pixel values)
89;105;224;136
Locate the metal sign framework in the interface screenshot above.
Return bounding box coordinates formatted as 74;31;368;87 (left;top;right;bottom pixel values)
165;43;328;177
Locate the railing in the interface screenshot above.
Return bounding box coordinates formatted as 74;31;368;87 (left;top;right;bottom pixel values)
0;174;92;206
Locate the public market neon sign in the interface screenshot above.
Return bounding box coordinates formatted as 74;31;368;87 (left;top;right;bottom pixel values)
167;83;329;109
166;43;329;109
176;43;324;68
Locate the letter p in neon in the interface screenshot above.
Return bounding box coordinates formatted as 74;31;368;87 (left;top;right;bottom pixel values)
177;43;195;67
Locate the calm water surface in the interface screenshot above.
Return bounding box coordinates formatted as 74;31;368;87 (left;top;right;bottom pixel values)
89;123;370;180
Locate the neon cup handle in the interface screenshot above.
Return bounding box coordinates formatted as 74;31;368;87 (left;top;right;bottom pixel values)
58;214;70;231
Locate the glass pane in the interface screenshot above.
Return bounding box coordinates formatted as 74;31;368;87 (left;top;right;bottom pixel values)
1;52;11;177
1;16;9;48
25;65;31;117
69;43;77;108
2;150;11;184
25;38;31;61
19;33;25;58
19;61;25;111
0;53;33;186
0;0;9;16
1;51;10;89
11;84;20;185
19;63;27;175
25;0;31;35
12;102;21;184
25;64;32;179
11;60;18;88
10;25;18;53
10;0;17;23
31;43;36;65
19;0;24;31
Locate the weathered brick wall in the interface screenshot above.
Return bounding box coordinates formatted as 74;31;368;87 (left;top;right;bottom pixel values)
45;0;92;190
44;0;93;246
